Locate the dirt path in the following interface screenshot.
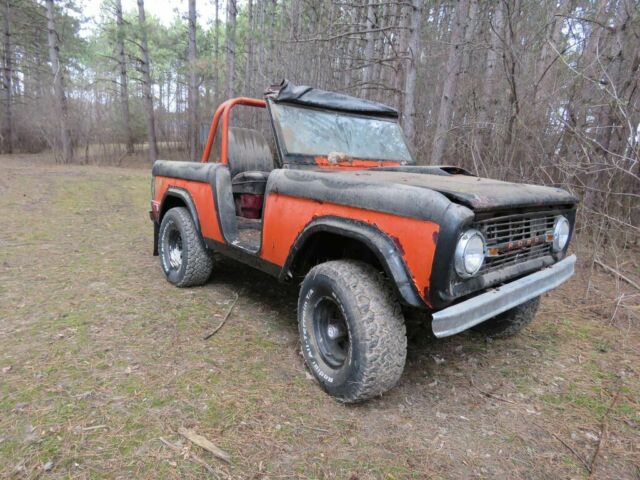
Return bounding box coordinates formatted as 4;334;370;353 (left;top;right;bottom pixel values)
1;155;638;479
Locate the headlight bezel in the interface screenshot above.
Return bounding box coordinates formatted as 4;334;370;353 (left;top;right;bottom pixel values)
552;215;570;252
454;229;486;278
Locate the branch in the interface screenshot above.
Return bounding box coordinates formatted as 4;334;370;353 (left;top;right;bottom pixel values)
589;385;623;478
285;26;407;43
554;14;615;33
203;292;238;340
594;259;640;291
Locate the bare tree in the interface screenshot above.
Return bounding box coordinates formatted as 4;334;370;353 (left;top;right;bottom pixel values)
2;0;12;154
213;0;219;107
45;0;73;163
478;1;504;149
225;0;236;99
431;0;470;165
187;0;198;160
244;0;254;97
136;0;158;162
361;0;376;95
402;0;421;152
115;0;133;154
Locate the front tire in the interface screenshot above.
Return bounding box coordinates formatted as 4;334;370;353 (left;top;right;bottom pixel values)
158;207;213;287
473;297;540;339
298;260;407;403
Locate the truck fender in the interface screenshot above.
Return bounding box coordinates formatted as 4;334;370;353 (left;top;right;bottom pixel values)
282;216;426;309
159;187;202;234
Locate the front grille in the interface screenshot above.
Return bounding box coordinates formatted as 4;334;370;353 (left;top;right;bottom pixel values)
475;212;557;275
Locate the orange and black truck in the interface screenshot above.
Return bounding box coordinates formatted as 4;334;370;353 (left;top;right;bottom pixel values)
150;80;577;403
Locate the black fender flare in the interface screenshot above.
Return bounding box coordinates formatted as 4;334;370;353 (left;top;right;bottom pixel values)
159;187;201;234
281;216;426;309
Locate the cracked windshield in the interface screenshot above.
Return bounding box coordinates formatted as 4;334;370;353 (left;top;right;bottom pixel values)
271;103;413;162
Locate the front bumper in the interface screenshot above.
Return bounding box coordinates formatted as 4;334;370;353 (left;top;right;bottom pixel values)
431;254;576;338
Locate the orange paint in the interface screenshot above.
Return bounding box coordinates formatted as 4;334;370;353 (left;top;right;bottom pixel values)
260;193;439;303
314;156;401;170
154;176;225;243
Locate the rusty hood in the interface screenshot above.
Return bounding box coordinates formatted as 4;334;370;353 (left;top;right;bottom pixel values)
323;168;578;212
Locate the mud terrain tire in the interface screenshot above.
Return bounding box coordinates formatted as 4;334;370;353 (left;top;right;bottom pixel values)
298;260;407;403
473;297;540;339
159;207;213;287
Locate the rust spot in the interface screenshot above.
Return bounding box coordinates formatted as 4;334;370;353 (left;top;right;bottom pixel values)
391;235;405;255
432;231;439;245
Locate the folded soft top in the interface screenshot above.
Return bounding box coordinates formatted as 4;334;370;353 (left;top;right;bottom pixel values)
265;79;398;118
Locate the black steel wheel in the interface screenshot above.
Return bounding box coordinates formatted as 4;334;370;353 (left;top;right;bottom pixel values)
312;297;350;369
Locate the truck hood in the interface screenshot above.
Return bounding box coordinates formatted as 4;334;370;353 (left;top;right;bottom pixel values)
331;168;578;212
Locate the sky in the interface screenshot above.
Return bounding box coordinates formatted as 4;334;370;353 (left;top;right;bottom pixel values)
74;0;241;36
81;0;183;27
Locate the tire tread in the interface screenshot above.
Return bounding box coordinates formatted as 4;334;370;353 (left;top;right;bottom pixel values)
160;207;213;287
303;260;407;403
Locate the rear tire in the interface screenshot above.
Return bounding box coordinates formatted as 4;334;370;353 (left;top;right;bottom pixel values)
159;207;213;287
298;260;407;403
473;297;540;339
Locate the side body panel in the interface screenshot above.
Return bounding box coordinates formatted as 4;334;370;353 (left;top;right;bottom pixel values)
261;193;439;302
154;175;225;242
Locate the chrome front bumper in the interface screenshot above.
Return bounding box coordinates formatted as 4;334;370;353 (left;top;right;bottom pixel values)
432;254;576;338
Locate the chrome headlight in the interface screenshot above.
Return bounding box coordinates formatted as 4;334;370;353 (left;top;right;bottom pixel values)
454;229;486;278
552;216;570;252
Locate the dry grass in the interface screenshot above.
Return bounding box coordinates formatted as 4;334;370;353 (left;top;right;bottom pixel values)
0;153;638;479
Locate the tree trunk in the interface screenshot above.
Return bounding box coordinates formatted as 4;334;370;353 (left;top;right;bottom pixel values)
502;0;522;157
187;0;198;160
402;0;421;154
2;0;12;154
394;3;409;112
225;0;237;99
478;1;504;150
257;0;266;87
555;0;608;161
533;0;575;105
584;0;635;211
361;0;376;96
136;0;158;162
115;0;134;154
45;0;73;163
430;0;469;164
289;0;300;40
244;0;253;97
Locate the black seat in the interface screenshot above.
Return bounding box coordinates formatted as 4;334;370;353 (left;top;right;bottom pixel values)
227;127;274;195
231;171;270;195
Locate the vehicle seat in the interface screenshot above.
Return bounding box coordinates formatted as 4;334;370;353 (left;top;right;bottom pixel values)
227;127;274;218
231;170;270;195
228;127;274;182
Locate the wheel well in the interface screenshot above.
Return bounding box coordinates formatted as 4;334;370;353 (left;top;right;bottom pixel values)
159;195;187;222
289;231;384;279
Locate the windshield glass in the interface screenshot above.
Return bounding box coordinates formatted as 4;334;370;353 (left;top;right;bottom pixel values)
270;103;413;163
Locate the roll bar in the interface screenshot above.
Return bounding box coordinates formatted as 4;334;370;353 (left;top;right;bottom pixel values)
201;97;267;164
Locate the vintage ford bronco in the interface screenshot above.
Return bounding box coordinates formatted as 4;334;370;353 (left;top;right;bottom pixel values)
150;80;577;402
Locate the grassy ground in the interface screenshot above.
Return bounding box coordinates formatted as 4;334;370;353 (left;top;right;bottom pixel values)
1;154;638;479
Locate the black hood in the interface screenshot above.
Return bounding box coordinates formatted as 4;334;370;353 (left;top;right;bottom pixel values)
328;169;578;212
298;166;578;212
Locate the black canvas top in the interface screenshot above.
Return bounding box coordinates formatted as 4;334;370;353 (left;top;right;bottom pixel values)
265;79;399;118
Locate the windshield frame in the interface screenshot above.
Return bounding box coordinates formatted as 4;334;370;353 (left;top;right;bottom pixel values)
266;99;415;166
